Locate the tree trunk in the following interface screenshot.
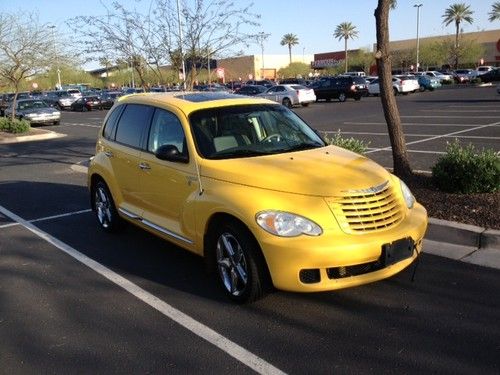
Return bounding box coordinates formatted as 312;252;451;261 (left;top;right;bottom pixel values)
374;0;413;180
288;45;292;65
454;20;460;69
344;37;348;73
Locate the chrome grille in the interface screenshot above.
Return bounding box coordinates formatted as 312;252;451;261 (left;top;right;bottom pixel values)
326;181;404;233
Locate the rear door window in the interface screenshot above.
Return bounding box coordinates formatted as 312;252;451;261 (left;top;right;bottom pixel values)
103;105;124;140
114;104;154;149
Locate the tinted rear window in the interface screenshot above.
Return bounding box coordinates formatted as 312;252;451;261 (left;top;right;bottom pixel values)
114;104;154;148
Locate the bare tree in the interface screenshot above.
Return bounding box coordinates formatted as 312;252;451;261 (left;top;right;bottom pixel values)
174;0;260;88
68;2;152;88
68;0;259;89
374;0;412;179
0;13;56;121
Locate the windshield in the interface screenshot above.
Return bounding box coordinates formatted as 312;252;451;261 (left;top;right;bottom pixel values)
189;104;325;159
17;100;49;110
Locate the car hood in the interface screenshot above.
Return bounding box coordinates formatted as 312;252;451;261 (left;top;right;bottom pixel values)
17;107;57;115
200;145;391;196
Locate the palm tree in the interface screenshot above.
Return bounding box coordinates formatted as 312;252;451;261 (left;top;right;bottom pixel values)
442;3;474;68
489;2;500;21
333;22;359;73
280;33;299;64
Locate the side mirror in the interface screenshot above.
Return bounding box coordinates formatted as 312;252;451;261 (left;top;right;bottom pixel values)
155;144;189;163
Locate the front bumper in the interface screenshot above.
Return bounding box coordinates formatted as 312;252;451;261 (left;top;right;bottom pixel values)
259;202;428;292
23;113;60;124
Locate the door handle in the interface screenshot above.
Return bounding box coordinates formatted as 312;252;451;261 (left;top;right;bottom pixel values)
104;151;113;157
139;162;151;170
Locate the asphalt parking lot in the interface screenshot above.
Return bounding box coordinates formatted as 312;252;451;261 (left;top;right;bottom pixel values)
295;84;499;172
1;85;499;374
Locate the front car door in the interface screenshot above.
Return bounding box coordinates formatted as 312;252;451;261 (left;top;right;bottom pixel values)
138;107;199;248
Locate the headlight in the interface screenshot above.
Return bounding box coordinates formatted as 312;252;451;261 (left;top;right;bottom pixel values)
400;180;415;209
256;211;322;237
25;113;36;118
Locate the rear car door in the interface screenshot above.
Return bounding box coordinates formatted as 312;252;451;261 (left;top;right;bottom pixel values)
104;104;154;217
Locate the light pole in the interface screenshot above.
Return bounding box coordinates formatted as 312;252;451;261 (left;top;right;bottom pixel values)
414;4;423;72
177;0;186;90
256;32;270;76
48;25;62;89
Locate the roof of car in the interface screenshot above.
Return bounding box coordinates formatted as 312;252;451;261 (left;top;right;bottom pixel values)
116;91;273;114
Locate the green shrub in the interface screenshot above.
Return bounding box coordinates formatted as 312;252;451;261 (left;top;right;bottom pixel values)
323;130;370;154
0;117;30;133
432;140;500;193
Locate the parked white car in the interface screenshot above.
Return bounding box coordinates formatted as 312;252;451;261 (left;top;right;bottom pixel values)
394;75;420;92
476;66;494;76
368;77;413;96
257;84;316;107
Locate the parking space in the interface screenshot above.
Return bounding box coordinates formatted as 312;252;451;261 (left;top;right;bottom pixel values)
296;85;499;172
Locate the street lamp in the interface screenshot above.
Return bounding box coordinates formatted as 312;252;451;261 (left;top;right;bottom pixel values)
414;4;423;72
177;0;186;90
256;32;270;72
48;25;62;89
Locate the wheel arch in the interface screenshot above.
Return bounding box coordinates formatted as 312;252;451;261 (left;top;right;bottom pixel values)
203;212;271;283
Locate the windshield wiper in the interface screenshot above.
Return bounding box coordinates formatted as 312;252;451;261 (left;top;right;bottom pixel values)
210;149;271;159
274;142;323;153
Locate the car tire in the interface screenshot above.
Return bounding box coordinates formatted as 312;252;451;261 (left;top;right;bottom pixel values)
338;93;347;102
354;95;361;101
419;85;425;92
92;180;121;232
212;220;269;303
301;103;310;107
282;97;292;108
393;87;399;96
53;120;60;125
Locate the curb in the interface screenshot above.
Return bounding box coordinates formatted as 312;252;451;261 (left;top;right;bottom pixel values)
0;129;66;144
426;217;500;251
424;217;500;270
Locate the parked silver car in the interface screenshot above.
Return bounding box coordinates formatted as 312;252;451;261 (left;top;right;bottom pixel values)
4;99;61;125
256;84;316;107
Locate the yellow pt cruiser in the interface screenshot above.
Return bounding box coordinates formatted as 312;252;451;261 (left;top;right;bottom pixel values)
88;92;428;303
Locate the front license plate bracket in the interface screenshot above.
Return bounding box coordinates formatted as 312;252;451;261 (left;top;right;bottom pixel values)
382;237;415;266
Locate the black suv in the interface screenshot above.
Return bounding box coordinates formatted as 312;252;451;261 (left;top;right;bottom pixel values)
478;68;500;83
311;76;368;102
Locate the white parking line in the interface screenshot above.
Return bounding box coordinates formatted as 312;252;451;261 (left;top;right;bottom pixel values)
0;204;286;375
366;121;500;154
0;222;19;229
367;148;446;155
59;123;101;128
402;115;500;119
29;209;92;223
342;122;492;127
324;130;500;140
419;109;500;113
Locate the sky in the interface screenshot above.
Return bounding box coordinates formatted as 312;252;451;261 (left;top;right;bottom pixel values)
1;0;498;68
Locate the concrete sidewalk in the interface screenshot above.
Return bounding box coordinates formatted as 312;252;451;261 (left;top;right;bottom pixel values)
424;218;500;269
